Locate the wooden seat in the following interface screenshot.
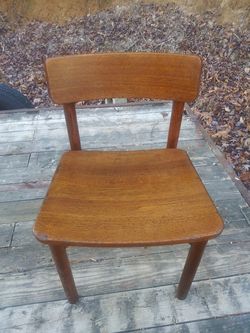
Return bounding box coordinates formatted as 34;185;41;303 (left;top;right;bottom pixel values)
35;149;222;246
33;53;224;304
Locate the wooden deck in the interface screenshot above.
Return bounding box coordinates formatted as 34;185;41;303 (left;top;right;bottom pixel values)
0;103;249;332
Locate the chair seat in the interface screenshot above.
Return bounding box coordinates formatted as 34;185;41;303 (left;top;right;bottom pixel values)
34;149;223;247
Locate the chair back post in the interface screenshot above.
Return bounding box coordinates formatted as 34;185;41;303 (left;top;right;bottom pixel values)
167;101;185;148
63;103;81;150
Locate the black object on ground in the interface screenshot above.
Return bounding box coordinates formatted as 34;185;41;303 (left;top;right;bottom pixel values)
0;84;33;110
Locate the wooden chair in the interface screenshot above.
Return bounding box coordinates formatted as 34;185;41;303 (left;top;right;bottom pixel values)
33;53;224;304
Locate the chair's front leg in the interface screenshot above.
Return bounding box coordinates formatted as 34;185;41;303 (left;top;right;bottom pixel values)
49;245;79;304
176;240;207;300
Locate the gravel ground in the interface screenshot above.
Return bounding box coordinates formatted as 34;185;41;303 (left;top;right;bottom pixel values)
0;3;249;189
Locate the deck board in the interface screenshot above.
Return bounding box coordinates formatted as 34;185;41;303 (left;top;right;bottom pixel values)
0;153;30;169
0;103;249;332
0;199;43;224
130;314;250;333
0;223;15;248
1;241;250;308
1;274;250;333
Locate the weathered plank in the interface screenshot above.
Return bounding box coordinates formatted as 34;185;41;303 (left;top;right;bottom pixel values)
195;164;230;183
36;112;173;130
205;179;244;201
241;206;250;225
180;139;214;158
0;117;67;132
0;154;30;169
0;136;210;158
216;198;248;223
0;110;38;128
0;104;202;157
0;199;42;224
28;151;63;168
129;313;250;333
0;168;54;185
0;130;34;143
0;182;49;203
0;223;14;248
1;241;250;308
33;122;202;141
0;104;171;121
0;139;69;155
0;115;193;135
0;104;188;132
42;122;200;142
0;130;202;155
1;274;250;333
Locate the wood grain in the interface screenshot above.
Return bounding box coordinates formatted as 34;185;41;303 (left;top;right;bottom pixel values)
0;130;34;143
63;103;81;150
1;274;250;332
45;53;201;104
0;223;15;248
167;101;184;148
0;153;30;168
134;314;250;333
0;182;48;203
34;149;223;246
0;199;42;224
0;128;203;155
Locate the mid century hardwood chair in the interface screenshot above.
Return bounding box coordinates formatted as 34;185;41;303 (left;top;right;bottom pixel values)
33;53;223;304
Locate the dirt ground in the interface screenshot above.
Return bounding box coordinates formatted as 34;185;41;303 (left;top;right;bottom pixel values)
0;0;249;27
0;2;249;190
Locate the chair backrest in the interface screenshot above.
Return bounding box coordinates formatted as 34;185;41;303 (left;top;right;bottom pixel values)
45;52;202;150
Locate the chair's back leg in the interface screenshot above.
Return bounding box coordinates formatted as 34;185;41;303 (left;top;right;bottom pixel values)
167;101;185;148
63;103;81;150
176;240;207;300
49;245;79;304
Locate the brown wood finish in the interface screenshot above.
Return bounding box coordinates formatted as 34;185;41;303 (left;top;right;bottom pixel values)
45;53;201;104
49;245;79;304
176;241;207;300
33;52;223;303
63;103;81;150
34;150;223;246
167;101;185;148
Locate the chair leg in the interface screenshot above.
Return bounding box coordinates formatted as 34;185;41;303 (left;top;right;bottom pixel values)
49;245;79;304
176;240;207;300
